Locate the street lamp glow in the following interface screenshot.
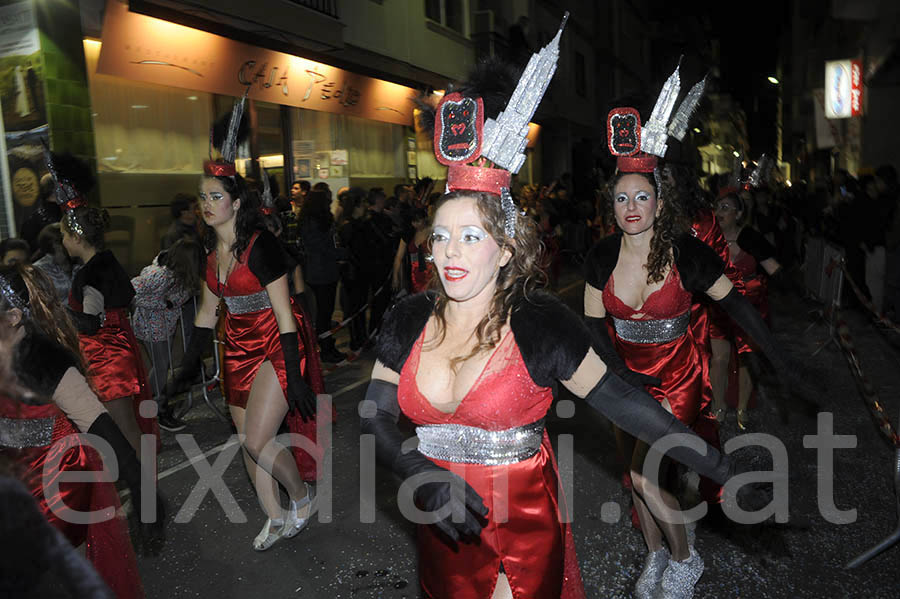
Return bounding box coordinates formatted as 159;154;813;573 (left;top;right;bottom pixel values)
715;144;723;150
692;127;701;134
767;76;780;84
732;151;740;157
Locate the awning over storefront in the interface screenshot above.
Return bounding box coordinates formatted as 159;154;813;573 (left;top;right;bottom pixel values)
96;0;417;126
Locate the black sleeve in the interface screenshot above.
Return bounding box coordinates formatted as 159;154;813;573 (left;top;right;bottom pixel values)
737;227;776;263
511;291;592;387
77;251;135;309
13;332;80;398
584;234;621;291
247;230;288;287
374;292;435;372
673;233;726;294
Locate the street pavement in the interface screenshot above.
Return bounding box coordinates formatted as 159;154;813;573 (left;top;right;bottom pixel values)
137;273;900;598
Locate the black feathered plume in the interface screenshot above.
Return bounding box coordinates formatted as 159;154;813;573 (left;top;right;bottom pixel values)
415;56;522;139
210;87;250;161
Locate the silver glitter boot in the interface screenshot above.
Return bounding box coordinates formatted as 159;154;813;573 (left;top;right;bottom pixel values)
635;547;670;599
655;546;704;599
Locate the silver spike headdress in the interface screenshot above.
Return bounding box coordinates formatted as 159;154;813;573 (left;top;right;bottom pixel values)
0;272;29;315
42;139;89;237
434;12;568;239
204;86;250;177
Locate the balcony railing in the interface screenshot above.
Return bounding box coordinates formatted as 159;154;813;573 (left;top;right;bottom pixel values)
285;0;339;19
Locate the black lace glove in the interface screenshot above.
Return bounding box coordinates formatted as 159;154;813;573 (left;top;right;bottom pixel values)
718;287;822;408
87;413;165;555
170;326;213;394
279;331;316;421
360;379;488;542
66;309;101;335
586;316;661;388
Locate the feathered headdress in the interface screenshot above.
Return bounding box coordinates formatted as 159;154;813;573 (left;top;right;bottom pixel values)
204;86;250;177
422;12;568;238
41;140;94;237
608;59;707;175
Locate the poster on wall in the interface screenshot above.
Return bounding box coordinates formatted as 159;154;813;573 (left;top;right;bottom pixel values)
294;159;311;178
0;0;50;237
330;149;347;165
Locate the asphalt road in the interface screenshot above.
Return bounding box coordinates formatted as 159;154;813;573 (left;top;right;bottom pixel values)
137;277;900;598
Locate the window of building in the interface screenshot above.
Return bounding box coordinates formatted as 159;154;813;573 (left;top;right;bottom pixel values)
425;0;466;35
575;51;586;97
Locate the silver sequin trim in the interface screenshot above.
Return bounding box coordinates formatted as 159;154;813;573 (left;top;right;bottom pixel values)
0;417;55;449
223;289;271;314
612;312;690;344
416;419;545;465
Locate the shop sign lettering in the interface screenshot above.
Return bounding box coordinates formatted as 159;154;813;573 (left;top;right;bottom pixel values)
238;61;362;107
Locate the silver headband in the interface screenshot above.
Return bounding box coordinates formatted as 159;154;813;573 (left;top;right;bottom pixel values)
64;210;85;237
0;273;28;315
500;187;517;238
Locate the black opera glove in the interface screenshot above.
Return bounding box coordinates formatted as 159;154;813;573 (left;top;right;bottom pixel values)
170;326;213;394
360;379;489;542
583;371;773;512
717;287;822;407
88;413;165;555
586;316;662;388
279;331;316;421
66;308;101;335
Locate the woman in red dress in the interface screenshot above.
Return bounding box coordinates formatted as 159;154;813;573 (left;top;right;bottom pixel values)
174;158;326;551
360;53;765;592
710;189;782;429
392;208;435;294
60;205;157;453
0;263;157;597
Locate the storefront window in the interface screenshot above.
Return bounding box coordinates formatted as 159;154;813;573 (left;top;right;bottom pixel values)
84;41;212;174
289;108;407;188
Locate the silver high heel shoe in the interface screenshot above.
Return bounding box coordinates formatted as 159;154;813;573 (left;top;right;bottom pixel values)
635;547;670;599
283;483;314;539
252;518;285;551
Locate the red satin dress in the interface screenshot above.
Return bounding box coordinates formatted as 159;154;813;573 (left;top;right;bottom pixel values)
0;397;144;598
398;329;585;599
70;294;157;442
602;268;706;426
408;237;434;294
206;232;330;480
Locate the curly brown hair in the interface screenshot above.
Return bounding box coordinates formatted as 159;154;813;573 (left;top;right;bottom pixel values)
428;191;548;369
605;170;688;284
0;264;83;373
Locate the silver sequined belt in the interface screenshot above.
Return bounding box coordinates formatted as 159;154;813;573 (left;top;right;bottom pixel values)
0;416;55;449
415;419;545;465
612;311;690;344
224;290;272;314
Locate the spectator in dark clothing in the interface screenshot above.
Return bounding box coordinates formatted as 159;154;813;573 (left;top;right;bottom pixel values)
32;224;73;302
299;190;345;363
18;174;61;254
337;189;369;351
160;193;200;250
877;165;900;317
291;180;310;215
363;187;395;336
0;238;30;265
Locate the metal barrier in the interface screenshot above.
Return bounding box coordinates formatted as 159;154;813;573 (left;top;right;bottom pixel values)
144;296;228;422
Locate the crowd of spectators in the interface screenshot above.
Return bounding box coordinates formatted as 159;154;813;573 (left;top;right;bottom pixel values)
3;162;897;414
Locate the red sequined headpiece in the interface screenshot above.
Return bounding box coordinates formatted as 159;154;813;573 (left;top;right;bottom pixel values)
203;160;237;178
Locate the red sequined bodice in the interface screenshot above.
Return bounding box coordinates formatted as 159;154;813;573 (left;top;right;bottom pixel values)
602;268;692;321
398;327;553;430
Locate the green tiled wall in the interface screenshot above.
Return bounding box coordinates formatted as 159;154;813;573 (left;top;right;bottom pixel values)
40;31;94;159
